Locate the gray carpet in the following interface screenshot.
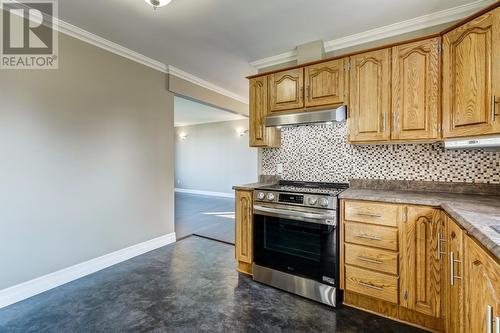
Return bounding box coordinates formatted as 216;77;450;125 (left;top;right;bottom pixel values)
0;236;425;332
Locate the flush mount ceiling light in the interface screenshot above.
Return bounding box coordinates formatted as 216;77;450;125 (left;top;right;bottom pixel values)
144;0;172;10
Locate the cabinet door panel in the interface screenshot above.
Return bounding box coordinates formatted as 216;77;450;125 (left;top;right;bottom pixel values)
392;37;440;141
305;59;345;107
442;7;500;137
349;49;391;142
445;216;465;333
249;77;280;147
464;236;499;333
269;68;304;112
399;206;441;318
235;190;253;265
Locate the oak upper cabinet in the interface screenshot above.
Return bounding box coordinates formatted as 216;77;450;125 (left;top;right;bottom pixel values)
249;77;280;147
391;37;441;141
444;216;465;333
464;236;499;333
349;48;391;142
269;68;304;112
235;189;253;275
399;206;441;318
442;7;500;138
305;58;346;107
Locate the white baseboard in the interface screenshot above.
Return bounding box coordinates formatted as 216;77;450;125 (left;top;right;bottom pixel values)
0;232;176;309
175;188;235;198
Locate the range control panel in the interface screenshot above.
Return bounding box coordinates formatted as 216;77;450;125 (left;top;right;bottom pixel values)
253;190;336;210
279;193;304;204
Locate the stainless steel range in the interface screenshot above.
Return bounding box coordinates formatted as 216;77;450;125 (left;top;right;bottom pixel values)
252;181;349;307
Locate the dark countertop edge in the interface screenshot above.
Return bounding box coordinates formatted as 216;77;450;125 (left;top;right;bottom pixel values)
232;182;274;191
339;189;500;261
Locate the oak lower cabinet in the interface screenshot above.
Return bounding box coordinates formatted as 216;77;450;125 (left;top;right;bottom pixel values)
341;199;500;332
269;68;304;113
442;7;500;138
464;234;499;333
341;200;443;332
249;77;280;147
399;206;442;318
235;189;253;275
348;49;392;143
391;37;441;141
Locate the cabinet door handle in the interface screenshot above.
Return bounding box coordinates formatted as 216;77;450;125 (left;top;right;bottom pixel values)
357;256;383;264
382;113;387;132
356;234;382;241
358;281;384;291
493;96;499;122
437;232;446;260
450;252;462;286
487;305;493;333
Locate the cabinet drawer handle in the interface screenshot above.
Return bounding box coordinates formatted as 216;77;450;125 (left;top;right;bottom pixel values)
356;212;381;218
356;234;382;241
357;256;383;264
358;281;384;291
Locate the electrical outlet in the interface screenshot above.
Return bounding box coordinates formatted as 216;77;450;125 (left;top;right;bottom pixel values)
276;163;283;174
177;179;181;185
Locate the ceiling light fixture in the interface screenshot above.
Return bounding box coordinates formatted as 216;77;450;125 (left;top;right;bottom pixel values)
144;0;172;10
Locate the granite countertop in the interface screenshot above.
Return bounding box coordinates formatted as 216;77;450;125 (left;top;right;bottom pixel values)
232;182;275;191
339;188;500;260
232;175;279;191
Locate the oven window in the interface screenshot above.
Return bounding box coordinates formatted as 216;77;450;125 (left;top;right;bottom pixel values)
264;219;321;262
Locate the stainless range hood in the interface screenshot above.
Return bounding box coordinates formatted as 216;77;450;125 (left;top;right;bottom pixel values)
265;105;347;128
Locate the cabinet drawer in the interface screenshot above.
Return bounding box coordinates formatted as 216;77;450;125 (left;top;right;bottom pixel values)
344;200;401;227
345;266;399;303
345;222;398;251
345;243;398;275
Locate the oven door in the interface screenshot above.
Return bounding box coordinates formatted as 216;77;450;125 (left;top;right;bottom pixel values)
253;204;338;286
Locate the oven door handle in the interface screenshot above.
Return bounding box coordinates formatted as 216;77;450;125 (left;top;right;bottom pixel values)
253;205;336;226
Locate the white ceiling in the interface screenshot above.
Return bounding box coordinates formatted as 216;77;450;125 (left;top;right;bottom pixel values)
57;0;492;100
174;96;246;127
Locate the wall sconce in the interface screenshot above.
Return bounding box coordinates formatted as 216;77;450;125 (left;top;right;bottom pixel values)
179;133;188;140
237;128;249;137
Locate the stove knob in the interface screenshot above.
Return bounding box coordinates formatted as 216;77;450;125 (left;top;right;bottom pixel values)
267;193;275;201
257;192;265;200
319;198;329;208
308;197;318;206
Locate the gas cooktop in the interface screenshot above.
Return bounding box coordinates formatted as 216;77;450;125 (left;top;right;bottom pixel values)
258;181;349;196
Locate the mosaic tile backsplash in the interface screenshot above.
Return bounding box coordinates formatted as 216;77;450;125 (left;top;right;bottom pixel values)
261;123;500;184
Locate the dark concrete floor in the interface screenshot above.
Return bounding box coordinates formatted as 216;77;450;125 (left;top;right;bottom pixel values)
175;192;235;244
0;236;425;333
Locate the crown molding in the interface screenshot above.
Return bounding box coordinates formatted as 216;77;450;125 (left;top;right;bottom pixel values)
323;0;495;52
249;0;495;70
249;50;297;71
168;65;248;104
54;18;169;73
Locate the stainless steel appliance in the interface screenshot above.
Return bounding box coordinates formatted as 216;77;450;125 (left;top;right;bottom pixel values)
252;181;349;307
265;105;347;128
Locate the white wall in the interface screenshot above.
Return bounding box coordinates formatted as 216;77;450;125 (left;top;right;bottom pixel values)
175;119;258;194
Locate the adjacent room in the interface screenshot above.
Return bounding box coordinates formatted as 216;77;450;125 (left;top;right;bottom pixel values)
0;0;499;332
174;96;257;243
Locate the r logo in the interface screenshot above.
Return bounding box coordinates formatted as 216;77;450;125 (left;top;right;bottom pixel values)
1;0;58;69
